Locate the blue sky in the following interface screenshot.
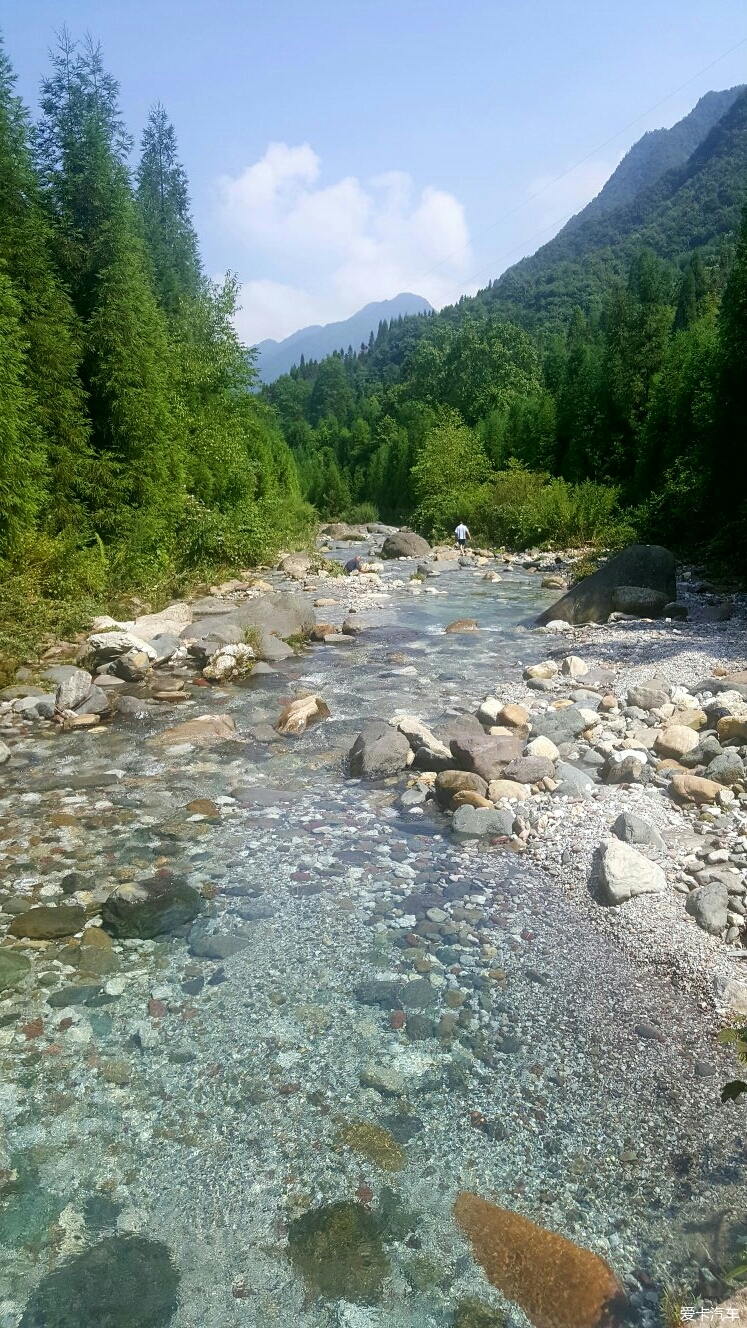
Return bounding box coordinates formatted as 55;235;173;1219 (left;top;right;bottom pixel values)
2;1;746;343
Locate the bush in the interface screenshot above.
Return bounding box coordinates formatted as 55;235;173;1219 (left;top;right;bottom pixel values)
344;501;379;524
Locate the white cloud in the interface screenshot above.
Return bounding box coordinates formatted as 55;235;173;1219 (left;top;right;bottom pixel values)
215;143;473;344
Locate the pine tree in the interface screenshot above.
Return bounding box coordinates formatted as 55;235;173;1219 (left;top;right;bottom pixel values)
0;271;47;554
38;34;183;541
0;34;90;534
713;202;747;518
136;103;201;315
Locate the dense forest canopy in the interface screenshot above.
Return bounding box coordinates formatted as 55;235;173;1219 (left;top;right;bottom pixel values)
1;20;746;675
265;86;747;559
0;28;311;625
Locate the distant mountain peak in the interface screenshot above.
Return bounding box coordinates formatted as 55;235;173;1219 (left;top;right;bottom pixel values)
254;293;434;382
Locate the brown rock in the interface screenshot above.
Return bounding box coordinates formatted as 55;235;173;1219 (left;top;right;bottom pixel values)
452;791;493;809
669;772;721;804
275;695;331;735
435;770;488;809
599;694;618;712
445;619;478;634
500;704;529;728
453;1191;626;1328
186;798;221;817
9;905;85;940
310;623;339;641
718;716;747;743
653;725;699;760
450;734;524;783
487;779;530;802
150;714;237;747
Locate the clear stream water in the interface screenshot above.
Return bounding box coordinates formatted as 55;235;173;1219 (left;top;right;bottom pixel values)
0;543;745;1327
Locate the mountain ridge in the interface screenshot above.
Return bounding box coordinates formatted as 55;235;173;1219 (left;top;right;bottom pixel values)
254;293;434;382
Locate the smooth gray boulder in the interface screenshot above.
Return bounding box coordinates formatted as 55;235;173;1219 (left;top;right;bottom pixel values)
381;531;431;559
554;761;596;796
348;722;410;779
148;632;182;665
452;805;514;838
595;838;667;904
536;545;676;626
627;682;670;711
686;880;729;935
530;706;588;745
504;755;555;784
612;811;666;852
611;586;670;617
42;665;92;711
181;592;313;647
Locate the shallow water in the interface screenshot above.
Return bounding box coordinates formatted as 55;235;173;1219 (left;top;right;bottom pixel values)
1;548;744;1327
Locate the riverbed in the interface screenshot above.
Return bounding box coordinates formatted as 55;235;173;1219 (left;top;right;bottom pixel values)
1;540;746;1328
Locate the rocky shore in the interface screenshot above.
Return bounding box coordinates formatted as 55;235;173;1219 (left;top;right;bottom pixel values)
2;526;747;1326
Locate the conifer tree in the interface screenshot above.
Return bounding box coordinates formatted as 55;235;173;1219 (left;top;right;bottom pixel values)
0;271;47;554
37;34;183;540
136;103;201;315
0;34;89;534
713;202;747;516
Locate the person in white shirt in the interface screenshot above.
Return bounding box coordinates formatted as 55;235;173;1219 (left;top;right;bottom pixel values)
454;521;470;549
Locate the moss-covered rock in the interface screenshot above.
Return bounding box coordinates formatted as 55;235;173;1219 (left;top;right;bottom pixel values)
19;1234;179;1327
453;1297;506;1328
287;1200;388;1304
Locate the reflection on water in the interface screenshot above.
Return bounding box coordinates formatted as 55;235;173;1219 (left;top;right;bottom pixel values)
0;549;742;1326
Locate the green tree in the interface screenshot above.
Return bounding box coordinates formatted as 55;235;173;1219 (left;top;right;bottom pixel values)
136;102;201;315
712;202;747;525
0;271;47;553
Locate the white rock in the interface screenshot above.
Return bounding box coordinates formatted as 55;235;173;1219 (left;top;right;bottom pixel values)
0;740;10;765
87;631;157;661
524;735;560;762
561;655;588;678
523;660;559;680
543;619;574;632
134;602;193;638
390;714;450;757
595;838;667;904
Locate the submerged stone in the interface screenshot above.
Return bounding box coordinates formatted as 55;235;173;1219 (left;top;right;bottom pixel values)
335;1120;406;1171
102;875;201;939
19;1234;179;1327
9;906;85;940
454;1297;506;1327
287;1200;388;1304
0;949;31;991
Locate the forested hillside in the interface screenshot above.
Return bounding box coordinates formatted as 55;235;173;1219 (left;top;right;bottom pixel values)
266;88;747;561
0;30;311;663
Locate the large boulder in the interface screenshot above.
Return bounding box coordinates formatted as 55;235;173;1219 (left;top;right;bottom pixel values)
102;874;202;939
686;880;728;935
180;592;314;649
348;722;410;778
611;586;670;617
452;806;514;838
449;734;524;783
381;531;431;559
536;545;676;626
595;838;667;904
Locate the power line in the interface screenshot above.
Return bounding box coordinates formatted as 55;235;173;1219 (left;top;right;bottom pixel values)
408;32;747;294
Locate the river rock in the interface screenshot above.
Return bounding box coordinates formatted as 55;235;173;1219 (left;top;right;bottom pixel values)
9;905;86;939
275;695;330;735
525;735;560;762
18;1233;179;1328
445;619;478;634
554;761;595;796
487;779;530;802
149;714;237;747
686;880;729;935
653;725;700;760
530;706;587;745
612;586;670;617
435;770;489;808
717;716;747;743
449;734;524;782
504;755;555;784
500;703;529;729
391;716;450;758
134;601;193;638
0;950;31;991
595;838;667;904
669;772;721;804
452;790;493;809
102;875;202;939
536;543;676;626
612;811;666;852
381;531;430;559
203;643;255;682
707;751;746;785
74;684;111;717
42;665;92;711
189;928;250;959
279;552;312;580
348;722;410;778
113;649;152;682
523;660;558;681
627;683;670;711
147;632;183;665
560;655;588;678
88;630;157;665
452;805;514;838
0;739;11;765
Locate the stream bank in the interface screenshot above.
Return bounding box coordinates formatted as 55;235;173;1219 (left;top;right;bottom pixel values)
1;528;747;1326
